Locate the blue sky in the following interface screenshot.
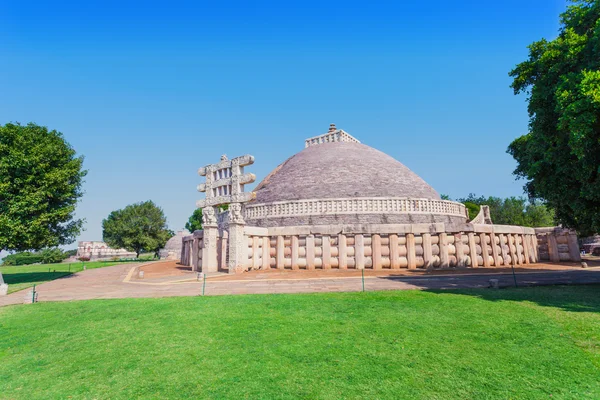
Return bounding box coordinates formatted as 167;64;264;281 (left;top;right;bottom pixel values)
0;0;567;249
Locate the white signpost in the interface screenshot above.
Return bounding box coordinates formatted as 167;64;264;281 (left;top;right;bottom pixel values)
0;272;7;296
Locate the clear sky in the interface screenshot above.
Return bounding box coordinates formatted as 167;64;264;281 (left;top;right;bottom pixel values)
0;0;568;250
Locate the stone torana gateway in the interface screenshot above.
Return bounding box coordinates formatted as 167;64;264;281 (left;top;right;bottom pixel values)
181;125;581;274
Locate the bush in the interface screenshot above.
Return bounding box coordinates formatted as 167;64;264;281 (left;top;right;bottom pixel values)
1;252;43;266
63;249;78;258
78;257;90;262
40;248;67;264
1;249;69;266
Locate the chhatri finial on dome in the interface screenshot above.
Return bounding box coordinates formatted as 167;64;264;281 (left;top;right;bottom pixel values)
304;124;361;148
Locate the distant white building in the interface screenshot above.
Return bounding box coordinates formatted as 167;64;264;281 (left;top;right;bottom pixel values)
76;241;136;260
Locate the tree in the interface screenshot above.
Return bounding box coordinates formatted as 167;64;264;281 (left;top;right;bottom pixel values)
508;0;600;235
185;205;229;233
0;122;87;252
185;208;204;232
102;201;173;258
458;194;555;227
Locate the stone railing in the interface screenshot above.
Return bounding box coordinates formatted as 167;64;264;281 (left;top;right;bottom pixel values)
181;230;228;271
181;231;202;268
245;197;467;220
535;227;581;262
304;129;360;148
255;224;538;270
183;223;544;271
182;223;582;271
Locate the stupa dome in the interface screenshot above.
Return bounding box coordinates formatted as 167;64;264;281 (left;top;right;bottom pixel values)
253;141;440;204
244;126;467;227
159;230;190;260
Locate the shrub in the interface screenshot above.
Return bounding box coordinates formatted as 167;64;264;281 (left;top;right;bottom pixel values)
1;252;42;266
78;257;91;262
63;249;78;257
40;248;67;264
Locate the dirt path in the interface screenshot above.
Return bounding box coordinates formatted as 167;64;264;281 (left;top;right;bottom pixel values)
1;261;600;307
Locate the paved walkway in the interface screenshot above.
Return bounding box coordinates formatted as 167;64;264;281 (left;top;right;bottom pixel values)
1;262;600;307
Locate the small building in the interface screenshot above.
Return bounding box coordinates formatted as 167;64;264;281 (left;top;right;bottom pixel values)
76;241;136;261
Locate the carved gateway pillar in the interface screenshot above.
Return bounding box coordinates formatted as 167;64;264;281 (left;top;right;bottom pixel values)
197;154;256;274
227;203;248;273
200;207;219;273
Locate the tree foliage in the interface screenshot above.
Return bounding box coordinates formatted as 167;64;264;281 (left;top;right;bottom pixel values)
457;194;555;227
0;122;87;252
102;201;173;257
508;0;600;235
185;205;229;233
1;248;68;266
185;208;204;232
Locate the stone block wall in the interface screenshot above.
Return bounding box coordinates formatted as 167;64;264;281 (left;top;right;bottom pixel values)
183;223;581;271
255;224;538;270
181;230;228;272
535;227;581;262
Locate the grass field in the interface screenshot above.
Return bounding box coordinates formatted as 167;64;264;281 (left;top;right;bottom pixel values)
0;261;123;294
0;285;599;399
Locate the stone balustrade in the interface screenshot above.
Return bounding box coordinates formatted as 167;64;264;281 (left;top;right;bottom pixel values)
182;222;589;271
246;224;538;270
535;227;581;262
244;197;467;221
182;223;584;272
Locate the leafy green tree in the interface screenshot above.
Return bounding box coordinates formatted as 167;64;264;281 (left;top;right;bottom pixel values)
185;205;229;233
102;201;173;258
458;194;555;227
0;122;87;252
185;208;204;232
463;201;481;220
508;0;600;235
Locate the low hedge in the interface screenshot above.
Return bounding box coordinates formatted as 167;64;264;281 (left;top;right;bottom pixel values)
2;254;43;266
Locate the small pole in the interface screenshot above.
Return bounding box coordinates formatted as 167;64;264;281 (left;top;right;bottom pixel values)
361;269;365;292
32;284;36;303
202;273;206;296
511;264;518;288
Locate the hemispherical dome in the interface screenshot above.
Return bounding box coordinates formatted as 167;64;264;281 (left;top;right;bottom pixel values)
159;230;190;260
253;141;440;203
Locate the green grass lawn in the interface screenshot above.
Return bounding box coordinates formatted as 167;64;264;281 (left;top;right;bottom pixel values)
0;261;123;294
1;285;599;399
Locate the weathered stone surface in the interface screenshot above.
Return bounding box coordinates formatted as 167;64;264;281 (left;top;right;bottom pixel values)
77;241;136;260
196;154;256;209
246;135;468;227
159;230;190;260
180;126;582;273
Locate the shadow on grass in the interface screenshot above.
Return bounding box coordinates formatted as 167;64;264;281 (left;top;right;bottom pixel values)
426;284;600;314
374;270;600;313
3;271;74;285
